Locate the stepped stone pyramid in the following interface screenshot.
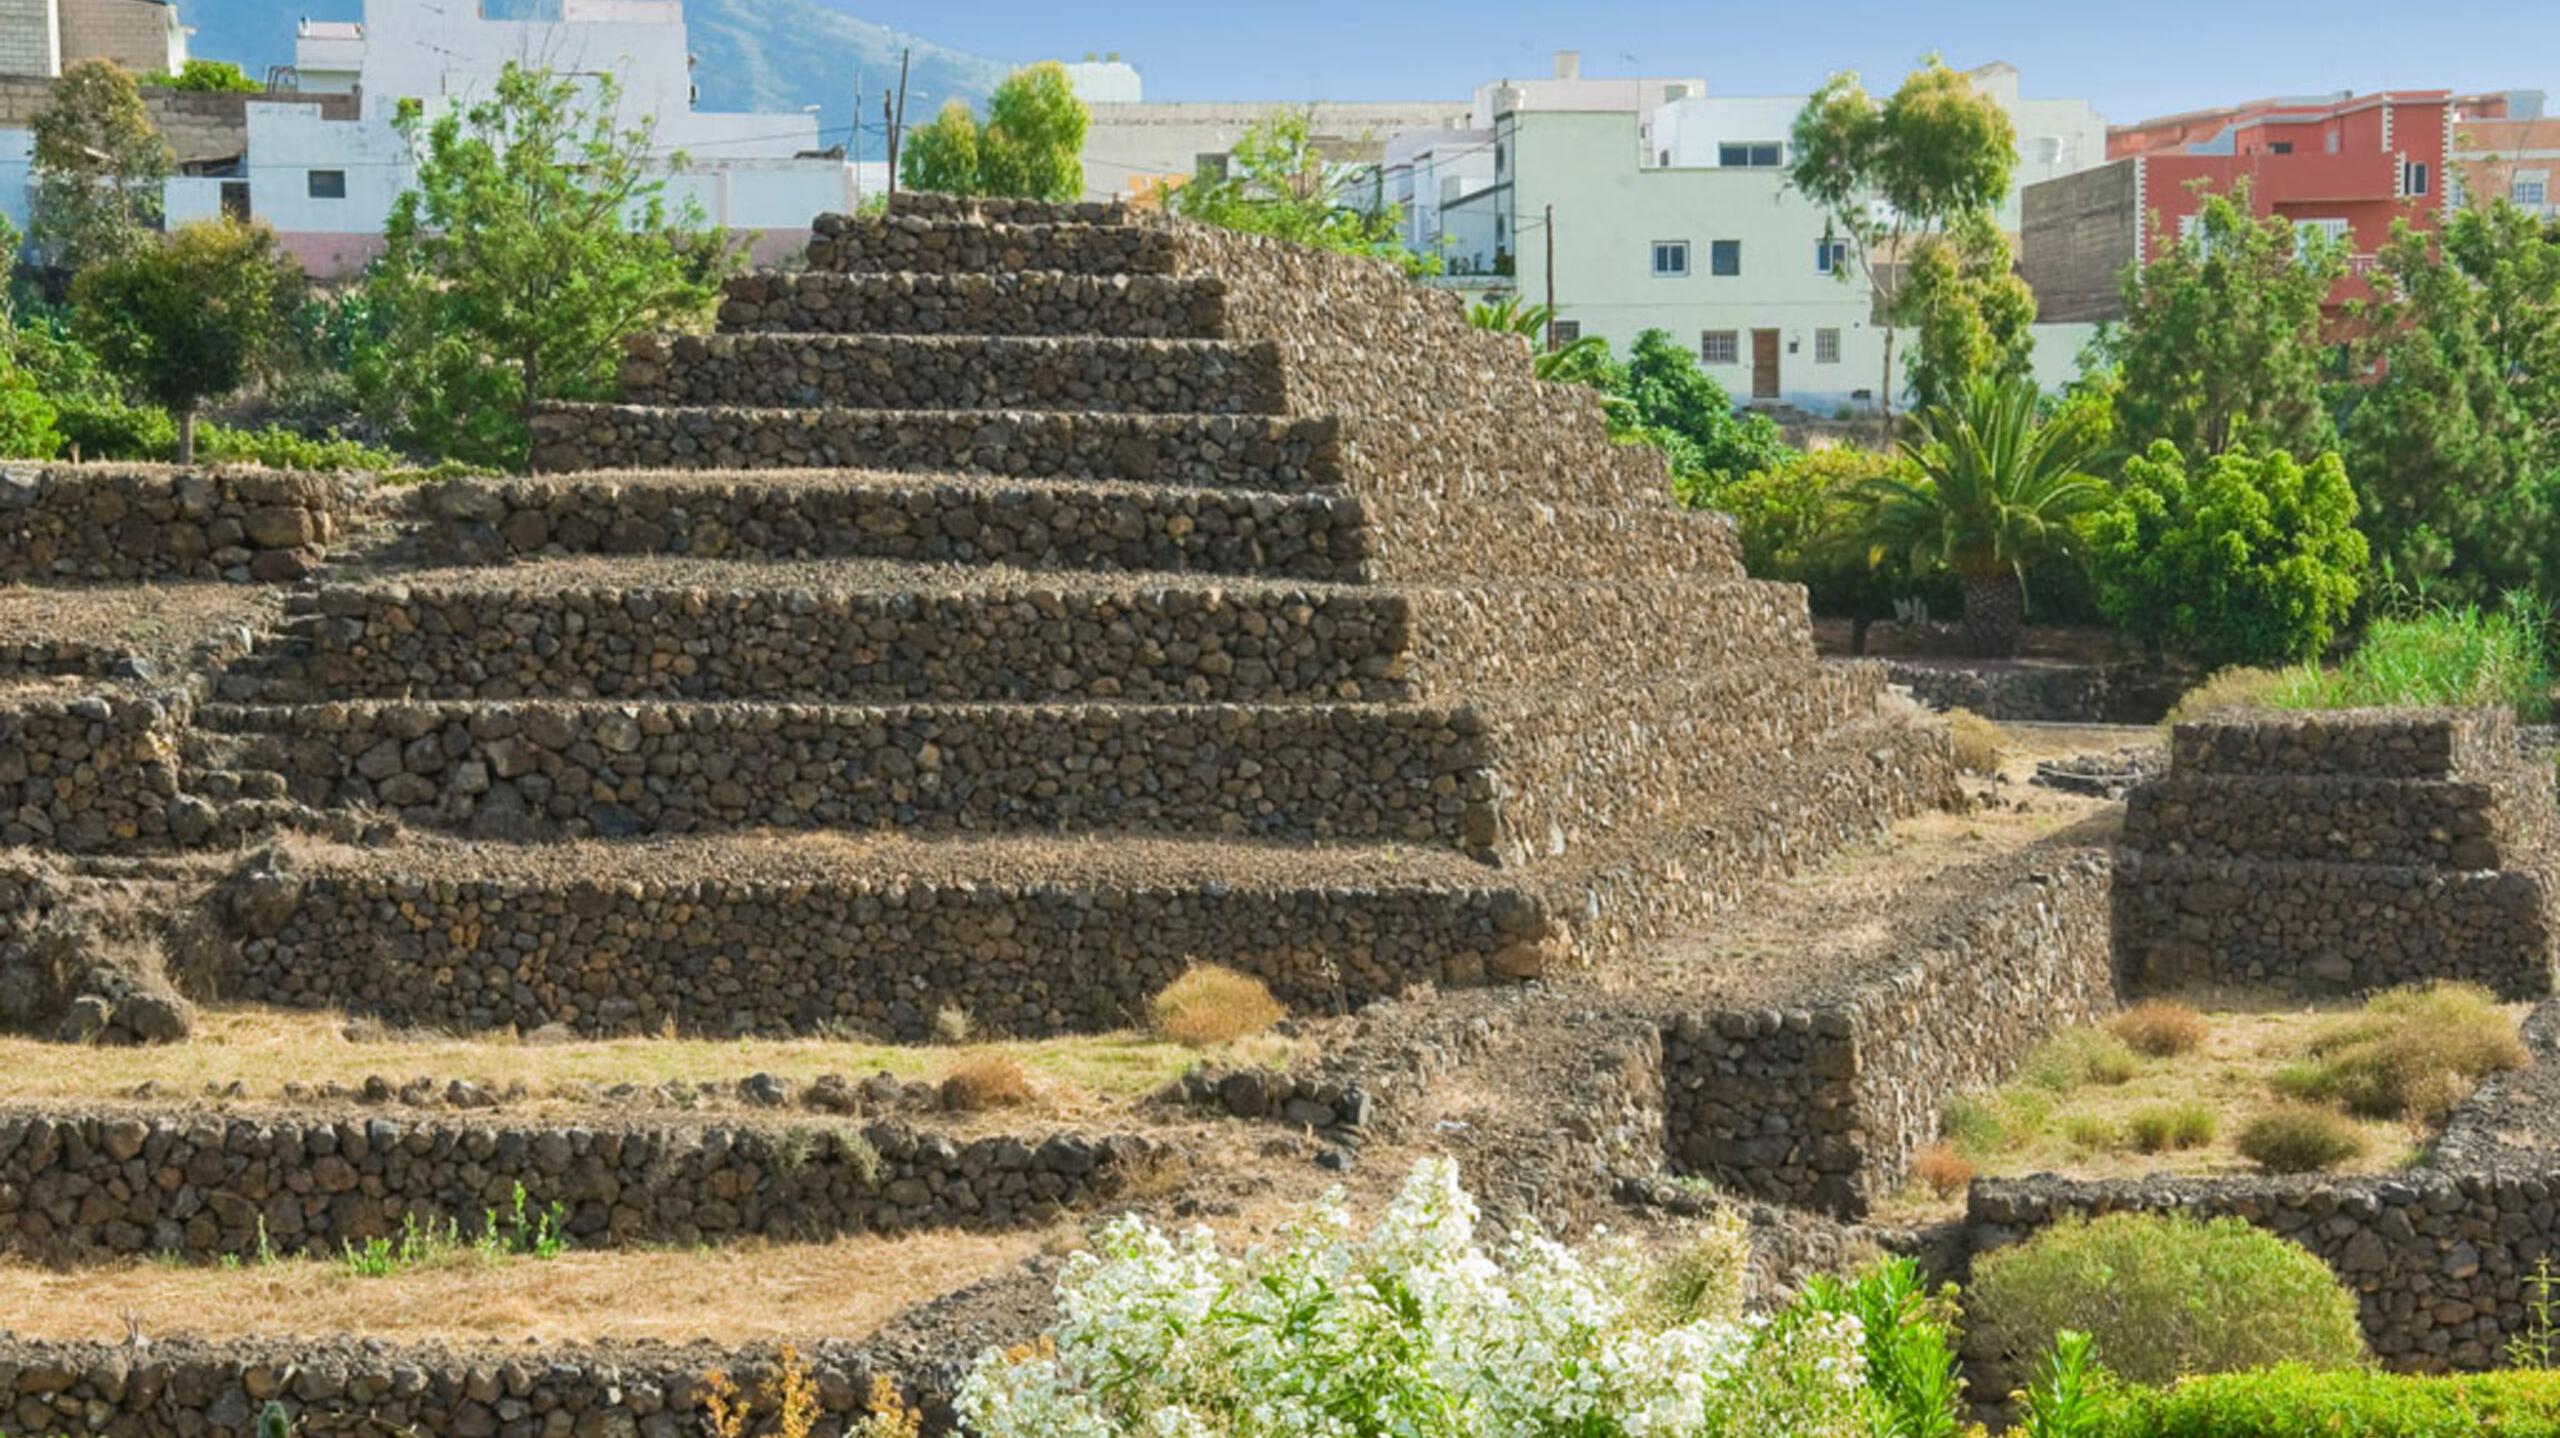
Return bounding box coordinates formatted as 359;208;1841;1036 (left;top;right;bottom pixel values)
199;194;1953;1042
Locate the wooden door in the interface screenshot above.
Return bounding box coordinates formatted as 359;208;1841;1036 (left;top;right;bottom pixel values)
1751;329;1781;401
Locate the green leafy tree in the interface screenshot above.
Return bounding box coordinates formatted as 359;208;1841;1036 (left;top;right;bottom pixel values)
357;64;737;469
899;63;1089;201
1173;111;1435;276
29;59;172;275
1849;375;2112;656
2338;202;2560;604
71;218;303;463
1900;209;2037;413
1617;329;1794;494
2086;441;2367;668
2107;184;2343;462
1791;58;2019;429
1697;446;1957;652
140;60;262;93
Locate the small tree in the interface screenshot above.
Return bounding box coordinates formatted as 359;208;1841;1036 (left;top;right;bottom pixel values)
1850;375;2111;657
2086;442;2367;668
899;63;1088;201
1615;329;1794;495
72;219;302;463
1792;58;2018;430
1900;209;2037;413
29;59;172;275
2108;184;2343;462
140;60;262;93
358;64;736;468
1700;447;1958;653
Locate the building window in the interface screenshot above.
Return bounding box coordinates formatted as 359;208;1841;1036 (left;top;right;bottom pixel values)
1700;330;1740;366
1195;153;1231;184
2405;160;2432;197
1815;328;1841;364
1718;141;1784;168
1652;240;1690;278
307;169;347;200
1710;240;1741;276
2516;175;2550;208
1549;320;1582;348
2297;217;2351;245
2269;141;2294;155
1815;238;1850;274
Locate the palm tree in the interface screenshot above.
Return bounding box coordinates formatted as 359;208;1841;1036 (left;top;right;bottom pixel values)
1850;376;2111;658
1467;297;1615;386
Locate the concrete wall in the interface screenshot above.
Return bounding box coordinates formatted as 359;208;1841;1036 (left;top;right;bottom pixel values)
55;0;179;76
0;0;55;78
1079;99;1472;201
2021;160;2139;323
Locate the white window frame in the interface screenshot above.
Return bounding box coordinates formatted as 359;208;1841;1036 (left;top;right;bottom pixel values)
1652;240;1691;278
1815;238;1849;275
2404;159;2432;197
1699;330;1741;366
1814;328;1842;365
2516;173;2551;208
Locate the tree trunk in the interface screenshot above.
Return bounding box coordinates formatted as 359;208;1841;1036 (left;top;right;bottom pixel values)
1961;570;2025;659
176;407;197;467
1878;323;1898;444
1850;614;1873;657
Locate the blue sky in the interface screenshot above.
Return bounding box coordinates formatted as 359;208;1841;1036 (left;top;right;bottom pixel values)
845;0;2555;125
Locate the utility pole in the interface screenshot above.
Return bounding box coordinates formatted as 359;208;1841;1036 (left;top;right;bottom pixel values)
886;48;912;197
1543;203;1557;352
884;91;898;198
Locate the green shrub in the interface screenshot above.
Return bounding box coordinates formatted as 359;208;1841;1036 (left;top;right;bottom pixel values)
0;364;61;458
2085;441;2368;670
2280;598;2555;721
2098;1365;2560;1437
2236;1106;2368;1173
2165;666;2295;728
2126;1104;2217;1155
2023;1029;2141;1092
1799;1258;1964;1438
53;391;176;459
194;421;399;472
1691;446;1960;634
2276;983;2525;1122
1967;1212;2366;1387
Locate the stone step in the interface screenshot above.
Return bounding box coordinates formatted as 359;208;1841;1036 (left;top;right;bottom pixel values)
805;214;1177;276
414;467;1367;579
238;559;1810;707
623;333;1287;416
214;832;1550;1040
717;270;1229;339
527;404;1343;490
2125;773;2527;869
192;697;1495;851
0;1103;1163;1260
885;193;1135;226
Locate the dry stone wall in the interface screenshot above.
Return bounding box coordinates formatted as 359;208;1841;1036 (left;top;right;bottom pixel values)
0;1105;1160;1261
0;687;191;852
718;268;1230;339
0;467;352;583
2117;709;2560;998
619;333;1289;416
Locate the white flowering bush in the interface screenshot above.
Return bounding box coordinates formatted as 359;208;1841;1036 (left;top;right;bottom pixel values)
959;1158;1873;1438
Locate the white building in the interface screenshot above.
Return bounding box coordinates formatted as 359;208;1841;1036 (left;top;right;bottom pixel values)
154;0;862;277
1394;57;2107;410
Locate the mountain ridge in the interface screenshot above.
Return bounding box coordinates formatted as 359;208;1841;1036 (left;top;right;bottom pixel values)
174;0;1012;139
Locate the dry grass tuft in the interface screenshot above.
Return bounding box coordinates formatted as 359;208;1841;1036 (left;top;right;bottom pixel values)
1948;709;2008;776
932;1006;976;1045
1149;966;1288;1049
940;1053;1037;1113
1912;1144;1976;1200
2163;666;2292;729
2237;1105;2368;1173
2110;1001;2211;1059
2126;1103;2217;1154
2021;1028;2141;1092
2277;982;2527;1121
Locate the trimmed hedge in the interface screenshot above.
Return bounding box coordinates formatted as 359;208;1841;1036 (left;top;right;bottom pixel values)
2102;1366;2560;1437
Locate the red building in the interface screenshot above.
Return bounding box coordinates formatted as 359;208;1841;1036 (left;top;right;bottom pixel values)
2022;90;2478;322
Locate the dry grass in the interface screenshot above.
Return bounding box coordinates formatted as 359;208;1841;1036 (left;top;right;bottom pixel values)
1912;1144;1975;1200
2110;1001;2211;1058
940;1053;1038;1113
2237;1105;2369;1173
0;1008;1203;1108
0;1233;1041;1345
2163;666;2293;729
1150;966;1287;1049
1947;709;2008;776
2275;982;2528;1121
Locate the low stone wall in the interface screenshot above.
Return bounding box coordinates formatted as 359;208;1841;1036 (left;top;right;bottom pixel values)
215;847;1550;1039
0;1106;1161;1260
621;333;1287;416
0;1337;916;1438
0;467;351;583
2118;709;2560;999
420;463;1365;575
1881;660;2182;725
266;575;1412;705
1664;845;2119;1216
198;698;1490;848
718;269;1230;339
0;686;191;852
806;211;1178;276
520;404;1344;490
1967;1169;2560;1376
